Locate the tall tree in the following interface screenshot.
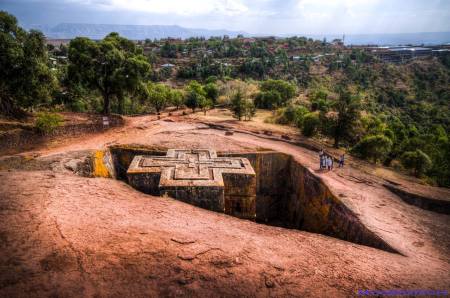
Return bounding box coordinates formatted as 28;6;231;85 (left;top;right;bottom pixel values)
0;11;56;118
146;83;171;114
67;33;150;114
230;91;255;121
184;81;206;112
332;85;361;148
170;89;184;110
203;82;219;104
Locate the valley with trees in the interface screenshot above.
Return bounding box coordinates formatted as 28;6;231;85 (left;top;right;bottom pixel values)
1;11;449;186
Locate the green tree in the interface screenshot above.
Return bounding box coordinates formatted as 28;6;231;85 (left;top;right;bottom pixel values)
146;83;171;114
170;89;184;110
203;82;219;104
430;135;450;187
294;106;310;128
254;90;282;109
331;86;361;148
0;11;57;118
243;99;256;121
401;150;432;177
160;41;177;58
231;90;245;120
185;81;206;112
67;32;150;114
302;112;320;137
260;79;296;106
351;134;393;163
199;97;213;115
280;104;309;126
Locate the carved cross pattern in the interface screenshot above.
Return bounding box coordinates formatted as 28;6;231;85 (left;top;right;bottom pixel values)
128;149;254;187
127;149;257;219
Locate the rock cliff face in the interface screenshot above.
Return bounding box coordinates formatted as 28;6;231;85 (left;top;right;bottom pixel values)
225;152;398;253
101;146;397;253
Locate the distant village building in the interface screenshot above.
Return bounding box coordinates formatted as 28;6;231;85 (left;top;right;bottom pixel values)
46;39;71;47
369;46;440;63
240;37;256;43
432;49;450;57
312;54;324;63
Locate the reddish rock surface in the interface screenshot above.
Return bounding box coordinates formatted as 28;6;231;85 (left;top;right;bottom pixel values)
1;112;449;297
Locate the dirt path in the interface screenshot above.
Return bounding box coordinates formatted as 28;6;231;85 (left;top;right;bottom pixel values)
1;113;449;297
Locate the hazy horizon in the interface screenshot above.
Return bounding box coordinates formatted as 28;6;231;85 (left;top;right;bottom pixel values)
2;0;450;36
20;22;450;37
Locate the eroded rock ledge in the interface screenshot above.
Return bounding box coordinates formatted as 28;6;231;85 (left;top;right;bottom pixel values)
95;145;399;253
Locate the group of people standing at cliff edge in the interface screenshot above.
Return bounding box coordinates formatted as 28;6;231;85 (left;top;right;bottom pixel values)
319;149;345;171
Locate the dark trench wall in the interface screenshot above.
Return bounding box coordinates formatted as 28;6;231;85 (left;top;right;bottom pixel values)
221;152;290;222
109;147;398;253
109;146;166;180
222;151;397;253
283;160;397;252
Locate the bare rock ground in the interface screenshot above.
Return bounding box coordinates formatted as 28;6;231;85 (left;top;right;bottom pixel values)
1;111;449;297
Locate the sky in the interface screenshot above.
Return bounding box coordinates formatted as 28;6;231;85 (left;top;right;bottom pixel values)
1;0;450;35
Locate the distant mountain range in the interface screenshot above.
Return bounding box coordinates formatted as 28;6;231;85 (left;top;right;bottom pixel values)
24;23;450;45
25;23;247;40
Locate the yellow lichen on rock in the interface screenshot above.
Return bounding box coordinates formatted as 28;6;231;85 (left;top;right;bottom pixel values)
93;150;110;178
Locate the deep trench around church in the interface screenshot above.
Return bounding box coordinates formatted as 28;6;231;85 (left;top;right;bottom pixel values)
105;145;398;254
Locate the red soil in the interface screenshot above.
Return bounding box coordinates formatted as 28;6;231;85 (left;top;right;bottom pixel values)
1;111;449;297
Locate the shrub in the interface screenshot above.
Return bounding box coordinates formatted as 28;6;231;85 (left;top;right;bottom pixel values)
205;76;218;84
230;91;256;121
70;100;88;112
260;79;296;105
254;90;282;109
401;150;432;177
170;89;184;110
274;105;309;127
231;90;245;120
184;81;206;112
255;79;297;110
309;88;328;102
243;99;256;121
35;112;63;134
199;97;213;115
302;112;320;137
351;134;393;163
311;98;330;112
293;105;309;128
383;128;395;141
146;83;171;114
282;105;297;124
203;82;219;104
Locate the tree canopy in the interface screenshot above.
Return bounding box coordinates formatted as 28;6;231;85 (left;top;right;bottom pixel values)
331;85;361;148
67;32;150;114
255;79;296;109
184;81;206;112
145;83;171;114
0;11;57;118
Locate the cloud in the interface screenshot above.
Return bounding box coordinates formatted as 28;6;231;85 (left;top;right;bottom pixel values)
2;0;450;34
69;0;248;16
